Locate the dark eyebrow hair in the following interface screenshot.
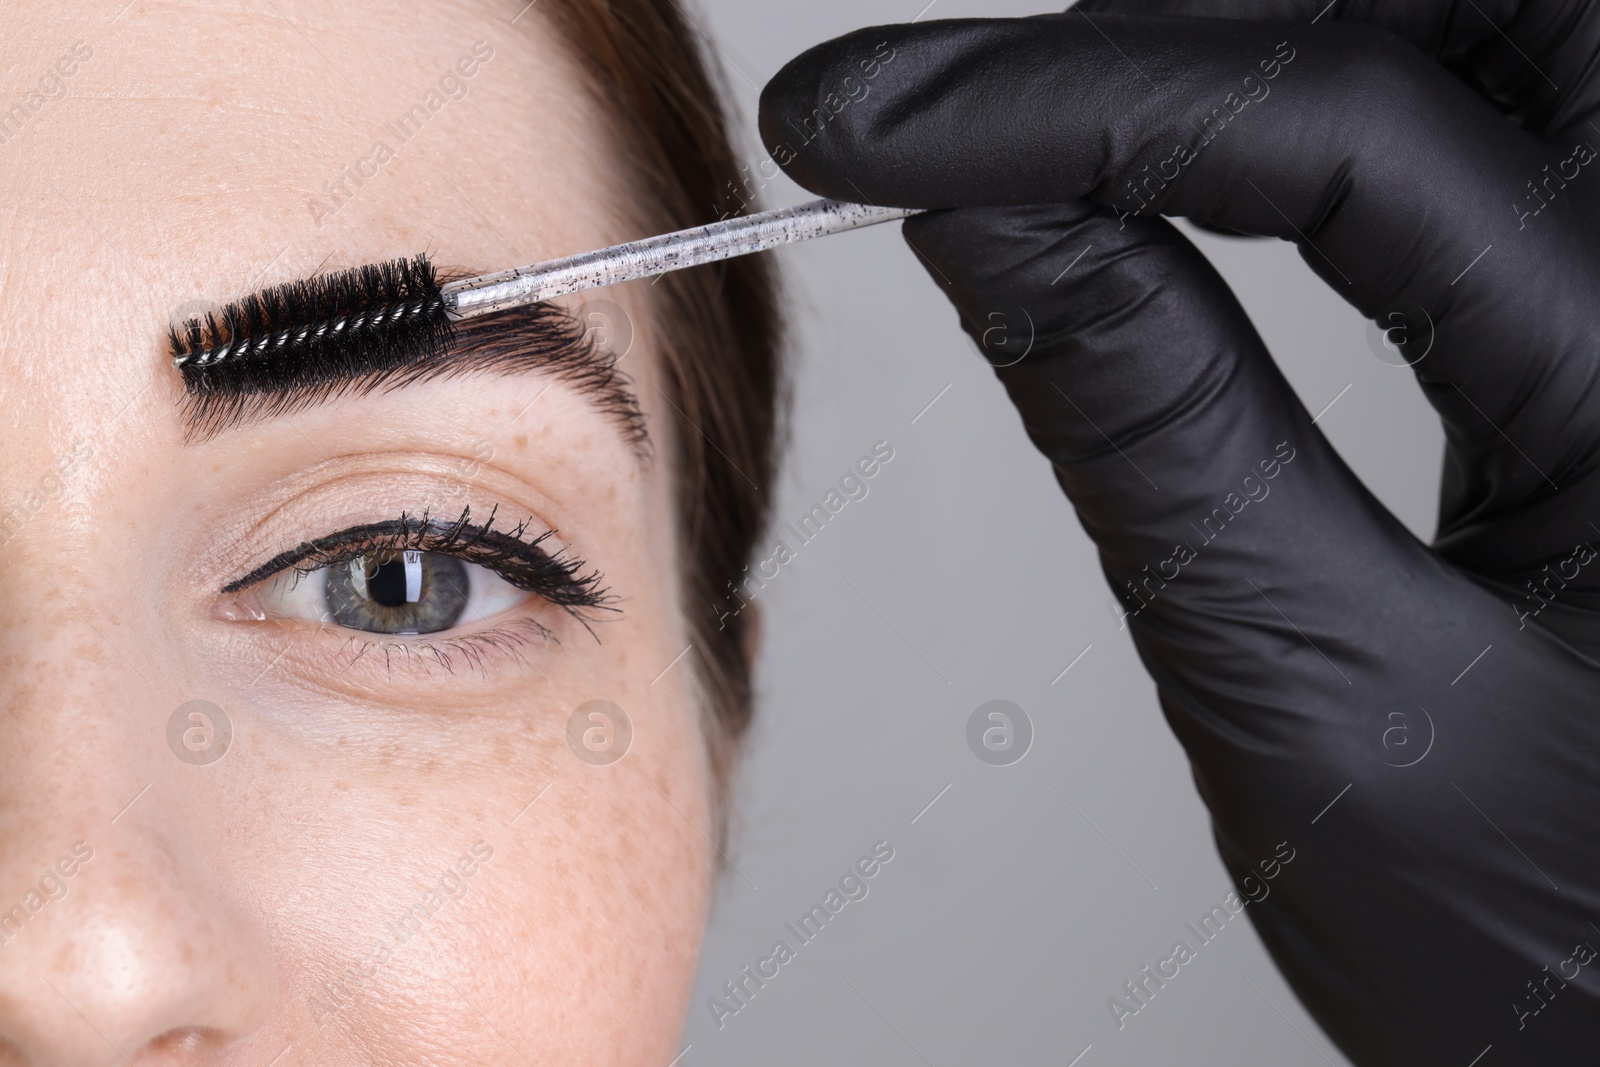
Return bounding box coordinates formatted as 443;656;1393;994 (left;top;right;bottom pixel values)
178;298;649;454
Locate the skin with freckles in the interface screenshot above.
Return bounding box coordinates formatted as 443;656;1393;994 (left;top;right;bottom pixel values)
0;2;717;1064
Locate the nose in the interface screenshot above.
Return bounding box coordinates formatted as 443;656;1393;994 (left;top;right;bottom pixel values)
0;585;275;1063
0;831;276;1065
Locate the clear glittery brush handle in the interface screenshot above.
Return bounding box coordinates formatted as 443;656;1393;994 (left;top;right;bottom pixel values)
440;198;922;319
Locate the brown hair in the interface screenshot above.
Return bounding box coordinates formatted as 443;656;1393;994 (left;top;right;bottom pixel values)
538;2;783;810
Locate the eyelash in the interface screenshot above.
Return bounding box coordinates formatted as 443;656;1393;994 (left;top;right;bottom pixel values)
224;504;614;629
337;617;563;678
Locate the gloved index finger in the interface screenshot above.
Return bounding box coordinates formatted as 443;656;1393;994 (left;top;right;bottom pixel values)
758;12;1553;308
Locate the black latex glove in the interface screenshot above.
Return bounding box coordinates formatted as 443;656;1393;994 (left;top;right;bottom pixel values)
761;3;1600;1064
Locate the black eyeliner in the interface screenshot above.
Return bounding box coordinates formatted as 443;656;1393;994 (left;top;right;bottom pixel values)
221;505;612;615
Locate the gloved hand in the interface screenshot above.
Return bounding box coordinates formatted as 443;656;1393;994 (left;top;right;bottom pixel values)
760;3;1600;1064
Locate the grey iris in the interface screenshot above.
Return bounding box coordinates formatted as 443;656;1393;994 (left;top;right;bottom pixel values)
324;551;470;634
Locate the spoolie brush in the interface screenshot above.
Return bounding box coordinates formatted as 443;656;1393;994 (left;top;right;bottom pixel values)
170;198;919;397
171;254;453;400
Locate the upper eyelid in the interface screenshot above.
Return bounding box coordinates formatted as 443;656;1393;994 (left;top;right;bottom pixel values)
220;508;553;593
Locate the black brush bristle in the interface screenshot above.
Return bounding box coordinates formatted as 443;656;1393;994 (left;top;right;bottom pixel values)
169;254;453;429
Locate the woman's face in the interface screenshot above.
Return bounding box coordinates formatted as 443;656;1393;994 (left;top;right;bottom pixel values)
0;3;716;1063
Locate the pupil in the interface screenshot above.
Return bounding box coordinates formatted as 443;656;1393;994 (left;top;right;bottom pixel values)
367;555;410;607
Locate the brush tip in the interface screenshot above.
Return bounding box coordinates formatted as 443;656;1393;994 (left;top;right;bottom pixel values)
170;253;453;397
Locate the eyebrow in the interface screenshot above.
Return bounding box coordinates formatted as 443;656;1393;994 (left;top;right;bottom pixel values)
178;298;649;455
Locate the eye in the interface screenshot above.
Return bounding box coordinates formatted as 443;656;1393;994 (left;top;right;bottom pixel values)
259;550;530;634
219;507;613;638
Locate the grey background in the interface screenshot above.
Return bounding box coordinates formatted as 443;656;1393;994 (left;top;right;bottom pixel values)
682;2;1442;1064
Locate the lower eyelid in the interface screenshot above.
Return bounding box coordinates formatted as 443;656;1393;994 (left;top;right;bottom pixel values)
243;617;566;694
211;599;567;694
329;618;558;676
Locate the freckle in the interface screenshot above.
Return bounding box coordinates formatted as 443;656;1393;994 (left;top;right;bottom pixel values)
514;435;528;449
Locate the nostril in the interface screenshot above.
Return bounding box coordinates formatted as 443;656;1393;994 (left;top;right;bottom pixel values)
133;1026;220;1063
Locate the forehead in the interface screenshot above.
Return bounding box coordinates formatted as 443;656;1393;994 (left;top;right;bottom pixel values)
0;1;629;415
